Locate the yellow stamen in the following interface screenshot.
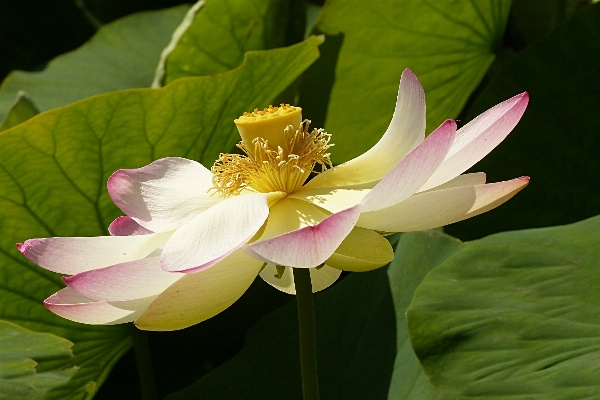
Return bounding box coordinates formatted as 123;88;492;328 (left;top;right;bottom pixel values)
211;118;333;196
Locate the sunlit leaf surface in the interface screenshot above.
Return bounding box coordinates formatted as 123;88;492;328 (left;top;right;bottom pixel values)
160;0;290;84
314;0;511;163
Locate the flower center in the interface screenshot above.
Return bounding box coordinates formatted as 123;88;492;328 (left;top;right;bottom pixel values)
211;105;333;196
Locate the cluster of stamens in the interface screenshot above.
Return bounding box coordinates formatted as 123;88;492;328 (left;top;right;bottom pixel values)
211;119;333;196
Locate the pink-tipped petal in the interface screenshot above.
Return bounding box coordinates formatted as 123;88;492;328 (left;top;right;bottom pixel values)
135;250;262;331
360;119;456;212
358;177;530;232
420;93;529;191
259;264;342;294
64;256;182;302
160;193;269;273
244;205;361;268
108;157;222;232
18;232;171;275
44;287;155;325
304;69;426;189
109;216;153;236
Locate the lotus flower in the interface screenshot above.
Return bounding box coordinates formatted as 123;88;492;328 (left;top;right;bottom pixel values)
18;69;529;331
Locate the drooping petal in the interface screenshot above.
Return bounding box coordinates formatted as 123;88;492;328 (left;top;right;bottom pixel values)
304;68;426;189
17;232;171;275
360;119;456;212
44;287;155;325
160;193;270;273
420;93;529;191
135;250;262;331
244;205;361;268
109;216;153;236
260;264;342;294
419;172;486;192
63;256;182;301
108;157;223;232
325;227;393;272
357;177;530;232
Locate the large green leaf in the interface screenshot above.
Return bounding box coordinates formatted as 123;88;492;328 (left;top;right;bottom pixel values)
387;231;462;400
158;0;291;85
0;5;190;123
0;320;75;399
166;266;396;399
0;91;39;132
446;3;600;241
407;215;600;398
313;0;512;163
0;37;321;398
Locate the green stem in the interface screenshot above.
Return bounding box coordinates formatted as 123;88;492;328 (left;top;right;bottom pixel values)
293;267;320;400
132;327;158;400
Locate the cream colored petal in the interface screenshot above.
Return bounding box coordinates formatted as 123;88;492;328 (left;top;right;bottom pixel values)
289;187;370;214
304;69;426;189
419;172;486;192
357;177;530;232
135;250;262;331
326;227;393;272
260;198;331;238
259;264;341;294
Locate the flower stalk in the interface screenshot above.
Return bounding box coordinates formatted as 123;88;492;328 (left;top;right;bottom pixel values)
293;267;320;400
132;327;158;400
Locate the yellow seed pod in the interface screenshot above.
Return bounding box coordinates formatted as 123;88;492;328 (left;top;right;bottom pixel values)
234;104;302;155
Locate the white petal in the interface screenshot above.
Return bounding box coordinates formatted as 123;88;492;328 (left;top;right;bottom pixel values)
161;193;269;273
135;250;262;331
64;256;183;301
304;69;426;189
44;287;155;325
259;264;342;294
18;232;171;275
360;119;456;212
108;157;223;232
420;93;529;191
357;177;530;232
